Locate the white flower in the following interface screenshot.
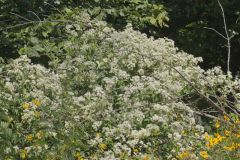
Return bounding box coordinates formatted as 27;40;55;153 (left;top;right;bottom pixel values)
153;104;170;112
195;125;204;133
93;121;102;130
168;133;172;139
4;147;11;154
5;82;14;93
44;144;49;149
152;115;166;123
138;69;144;75
173;132;182;140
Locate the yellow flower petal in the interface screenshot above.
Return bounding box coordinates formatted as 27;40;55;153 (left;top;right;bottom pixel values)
200;151;209;159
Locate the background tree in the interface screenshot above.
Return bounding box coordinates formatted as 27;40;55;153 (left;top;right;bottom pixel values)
160;0;240;74
0;0;240;74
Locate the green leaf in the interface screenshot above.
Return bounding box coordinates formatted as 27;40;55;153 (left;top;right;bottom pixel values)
42;32;48;38
149;17;157;25
30;37;39;44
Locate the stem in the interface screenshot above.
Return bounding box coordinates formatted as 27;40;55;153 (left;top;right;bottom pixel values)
217;0;231;73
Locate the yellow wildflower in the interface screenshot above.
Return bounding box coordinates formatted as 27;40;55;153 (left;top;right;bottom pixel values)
25;134;33;142
204;133;211;141
206;133;224;148
206;143;211;148
210;138;218;146
200;151;209;159
224;143;239;151
223;115;230;121
34;111;41;118
143;155;150;160
98;143;107;151
22;103;30;110
223;146;235;151
224;130;231;136
235;119;240;124
214;133;225;142
32;99;41;107
19;149;27;159
236;134;240;138
133;148;139;153
177;151;191;159
74;152;84;160
215;120;220;128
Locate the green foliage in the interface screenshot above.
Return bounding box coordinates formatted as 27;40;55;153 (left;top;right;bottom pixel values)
2;1;240;160
0;0;168;61
1;13;240;159
0;18;200;159
1;0;240;74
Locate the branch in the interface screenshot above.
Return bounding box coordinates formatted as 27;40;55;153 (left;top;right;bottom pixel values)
202;0;231;73
9;12;32;22
217;0;231;73
1;19;74;31
203;27;227;39
44;2;63;15
28;11;41;22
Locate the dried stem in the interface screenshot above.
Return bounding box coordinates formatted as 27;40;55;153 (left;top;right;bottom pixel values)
203;0;231;73
217;0;231;73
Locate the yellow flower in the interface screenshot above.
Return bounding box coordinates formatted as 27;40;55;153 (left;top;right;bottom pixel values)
224;130;231;136
98;143;107;151
210;138;218;146
235;119;240;124
143;155;150;160
204;133;211;141
224;143;239;151
19;149;27;159
223;146;235;151
32;99;41;107
177;151;191;159
214;133;225;142
34;111;41;118
215;120;220;128
74;152;84;160
200;151;209;159
25;134;33;142
206;143;211;148
22;103;30;110
133;148;139;153
236;134;240;138
205;134;224;148
223;115;230;121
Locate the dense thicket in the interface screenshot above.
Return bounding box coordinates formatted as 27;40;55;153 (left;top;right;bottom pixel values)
0;1;240;159
0;0;240;74
0;13;239;159
0;0;167;59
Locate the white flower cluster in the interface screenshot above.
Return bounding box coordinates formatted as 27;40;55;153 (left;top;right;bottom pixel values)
0;16;239;159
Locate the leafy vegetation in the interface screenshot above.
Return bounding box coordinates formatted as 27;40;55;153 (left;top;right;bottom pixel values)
0;1;239;160
0;0;168;59
1;0;240;73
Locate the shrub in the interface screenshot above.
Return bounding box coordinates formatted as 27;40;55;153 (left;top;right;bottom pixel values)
0;13;239;159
